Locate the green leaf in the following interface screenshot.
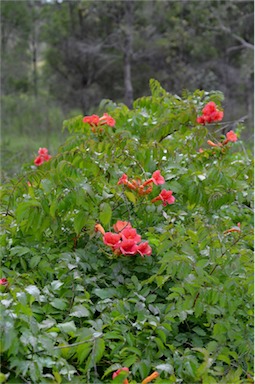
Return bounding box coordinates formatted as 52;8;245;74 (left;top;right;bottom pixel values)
77;343;93;365
112;371;129;384
50;200;58;218
94;288;118;299
84;338;105;373
29;255;41;269
217;354;231;365
193;326;206;336
53;371;62;384
99;202;112;226
25;285;40;299
58;321;77;335
120;346;142;357
104;332;124;340
74;211;87;234
10;246;31;257
102;363;122;379
156;363;173;374
70;305;90;318
50;298;67;310
0;372;8;383
94;338;105;363
124;191;136;203
123;354;138;367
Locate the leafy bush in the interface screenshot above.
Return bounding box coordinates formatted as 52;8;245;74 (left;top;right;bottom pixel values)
0;80;253;383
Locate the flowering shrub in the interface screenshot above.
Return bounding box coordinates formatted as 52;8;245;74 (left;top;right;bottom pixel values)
0;80;253;383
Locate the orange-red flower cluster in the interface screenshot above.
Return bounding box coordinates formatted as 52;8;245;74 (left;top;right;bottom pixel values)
102;221;152;257
197;101;224;125
34;148;52;166
117;170;175;207
117;170;165;194
83;113;115;132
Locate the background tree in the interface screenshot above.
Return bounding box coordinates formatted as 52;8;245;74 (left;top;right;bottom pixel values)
1;0;254;178
41;0;254;122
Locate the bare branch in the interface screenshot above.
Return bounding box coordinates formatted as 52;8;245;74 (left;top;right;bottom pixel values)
221;25;254;50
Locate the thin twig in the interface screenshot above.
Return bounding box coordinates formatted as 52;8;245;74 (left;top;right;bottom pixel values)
26;336;99;357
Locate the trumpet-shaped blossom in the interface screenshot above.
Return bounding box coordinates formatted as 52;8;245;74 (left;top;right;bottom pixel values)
112;367;129;382
119;170;165;197
137;242;152;257
118;239;138;255
151;189;175;206
113;221;131;233
159;189;175;205
103;232;121;247
38;147;48;156
141;371;160;384
95;223;105;235
223;222;241;234
83;113;115;128
34;156;45;166
117;174;128;185
143;170;165;186
100;221;152;258
99;113;116;127
151;170;165;185
121;227;142;243
138;185;153;195
34;147;51;166
226;130;238;143
202;101;218;115
197;101;224;125
83;114;100;126
43;154;51;161
207;140;222;148
117;174;137;190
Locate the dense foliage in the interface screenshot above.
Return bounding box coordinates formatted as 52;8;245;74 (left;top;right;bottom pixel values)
0;80;254;383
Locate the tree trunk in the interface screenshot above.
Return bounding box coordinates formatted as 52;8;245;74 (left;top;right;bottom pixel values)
30;1;38;98
123;0;134;109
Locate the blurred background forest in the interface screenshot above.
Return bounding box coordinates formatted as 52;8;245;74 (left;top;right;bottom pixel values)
1;0;254;178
